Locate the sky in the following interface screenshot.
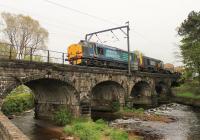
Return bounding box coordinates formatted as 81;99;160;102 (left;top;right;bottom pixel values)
0;0;199;66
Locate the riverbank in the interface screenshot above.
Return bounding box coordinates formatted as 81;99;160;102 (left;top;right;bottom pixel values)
11;110;67;140
116;107;176;123
62;107;176;140
172;80;200;107
172;96;200;107
10;103;200;140
111;103;200;139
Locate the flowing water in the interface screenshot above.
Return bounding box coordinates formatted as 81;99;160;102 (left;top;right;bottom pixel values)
11;103;200;140
11;110;64;140
111;103;200;140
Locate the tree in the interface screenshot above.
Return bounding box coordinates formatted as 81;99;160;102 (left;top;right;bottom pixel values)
1;12;48;59
178;11;200;84
0;42;16;59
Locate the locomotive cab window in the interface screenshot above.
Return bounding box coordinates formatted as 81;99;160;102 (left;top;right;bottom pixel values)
150;60;156;66
147;59;150;65
97;47;104;55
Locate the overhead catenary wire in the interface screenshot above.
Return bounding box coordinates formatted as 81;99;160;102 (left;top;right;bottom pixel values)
111;30;120;41
0;4;92;34
95;34;103;43
0;22;83;42
44;0;120;26
0;1;159;47
0;19;83;38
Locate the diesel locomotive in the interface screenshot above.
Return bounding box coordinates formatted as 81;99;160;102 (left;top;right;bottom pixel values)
67;40;168;73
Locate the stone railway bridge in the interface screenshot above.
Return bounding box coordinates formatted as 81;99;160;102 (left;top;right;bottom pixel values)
0;59;178;119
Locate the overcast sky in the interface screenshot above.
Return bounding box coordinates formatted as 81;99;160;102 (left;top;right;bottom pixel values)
0;0;199;66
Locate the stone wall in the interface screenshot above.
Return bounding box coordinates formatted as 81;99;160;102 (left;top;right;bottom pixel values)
0;59;177;117
0;112;29;140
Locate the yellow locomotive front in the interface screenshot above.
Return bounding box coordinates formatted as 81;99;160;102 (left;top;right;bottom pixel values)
67;43;83;65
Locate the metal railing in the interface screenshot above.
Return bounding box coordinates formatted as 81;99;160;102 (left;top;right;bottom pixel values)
0;45;68;64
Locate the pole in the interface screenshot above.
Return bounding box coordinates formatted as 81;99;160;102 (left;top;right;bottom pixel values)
85;23;131;74
9;45;12;59
30;48;33;62
47;50;50;63
62;53;65;64
126;22;131;75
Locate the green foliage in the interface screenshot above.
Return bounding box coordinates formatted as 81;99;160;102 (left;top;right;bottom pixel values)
111;101;120;112
2;85;34;115
175;80;200;93
0;42;17;59
53;107;72;126
123;107;144;114
64;119;128;140
1;12;49;59
24;55;43;62
178;11;200;84
9;85;32;96
2;93;34;115
64;121;101;140
181;68;193;81
110;129;128;140
174;80;200;100
176;92;200;99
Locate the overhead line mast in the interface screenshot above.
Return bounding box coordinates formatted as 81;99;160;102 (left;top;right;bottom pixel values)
85;22;131;75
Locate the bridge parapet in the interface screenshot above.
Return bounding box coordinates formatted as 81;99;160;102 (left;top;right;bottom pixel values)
0;112;29;140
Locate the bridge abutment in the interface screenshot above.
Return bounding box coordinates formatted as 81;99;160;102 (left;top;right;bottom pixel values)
0;112;29;140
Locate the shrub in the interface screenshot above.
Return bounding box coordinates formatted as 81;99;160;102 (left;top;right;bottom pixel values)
110;129;128;140
73;122;101;140
174;80;200;99
123;106;144;114
2;93;34;115
64;125;74;136
111;101;120;112
136;108;144;113
64;121;101;140
53;107;72;126
64;119;129;140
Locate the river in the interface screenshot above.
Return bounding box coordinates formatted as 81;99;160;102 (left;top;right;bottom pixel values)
11;103;200;140
11;111;64;140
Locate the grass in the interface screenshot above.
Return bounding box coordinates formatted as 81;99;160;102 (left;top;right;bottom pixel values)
122;107;144;114
117;107;173;123
173;80;200;100
64;118;128;140
175;92;200;99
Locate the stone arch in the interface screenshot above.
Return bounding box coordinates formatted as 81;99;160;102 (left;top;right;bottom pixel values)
91;77;128;94
155;81;171;96
90;80;126;112
1;75;80;119
131;81;152;97
130;81;157;107
2;74;76;98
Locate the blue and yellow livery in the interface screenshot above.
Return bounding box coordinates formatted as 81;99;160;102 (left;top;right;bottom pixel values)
67;40;164;72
